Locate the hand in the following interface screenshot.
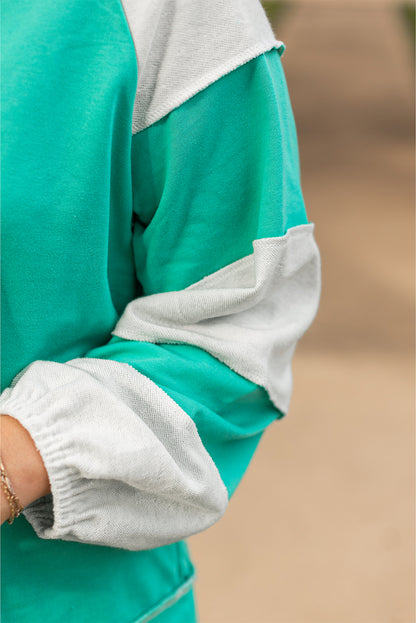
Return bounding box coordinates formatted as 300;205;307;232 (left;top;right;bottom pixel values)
1;414;51;525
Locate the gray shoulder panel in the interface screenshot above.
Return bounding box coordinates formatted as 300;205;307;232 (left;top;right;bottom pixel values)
119;0;285;134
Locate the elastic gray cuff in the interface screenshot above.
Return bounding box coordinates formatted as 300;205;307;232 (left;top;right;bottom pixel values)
0;359;229;550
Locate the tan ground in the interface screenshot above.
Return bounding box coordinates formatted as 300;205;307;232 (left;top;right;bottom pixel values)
188;3;415;622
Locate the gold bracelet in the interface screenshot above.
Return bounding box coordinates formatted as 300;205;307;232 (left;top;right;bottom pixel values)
0;458;25;524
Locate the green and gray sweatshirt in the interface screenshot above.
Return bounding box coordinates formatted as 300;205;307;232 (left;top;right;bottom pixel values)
0;1;321;621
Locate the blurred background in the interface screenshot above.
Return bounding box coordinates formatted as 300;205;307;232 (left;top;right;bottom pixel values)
189;1;415;621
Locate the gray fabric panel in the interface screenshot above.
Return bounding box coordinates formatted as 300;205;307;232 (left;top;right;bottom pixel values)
119;0;285;134
112;223;322;414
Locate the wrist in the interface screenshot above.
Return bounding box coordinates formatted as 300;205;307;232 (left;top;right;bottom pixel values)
1;483;12;524
0;414;51;519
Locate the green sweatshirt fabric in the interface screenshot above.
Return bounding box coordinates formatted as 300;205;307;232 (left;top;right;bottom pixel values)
0;1;321;622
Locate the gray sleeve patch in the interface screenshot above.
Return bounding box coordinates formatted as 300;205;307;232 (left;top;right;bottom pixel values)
112;223;322;414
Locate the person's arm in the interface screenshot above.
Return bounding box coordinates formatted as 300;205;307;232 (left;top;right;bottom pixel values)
0;47;321;548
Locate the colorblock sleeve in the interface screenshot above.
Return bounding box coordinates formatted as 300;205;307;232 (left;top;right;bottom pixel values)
0;49;321;551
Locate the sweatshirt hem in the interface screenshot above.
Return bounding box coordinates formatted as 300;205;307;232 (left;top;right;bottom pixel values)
130;572;196;623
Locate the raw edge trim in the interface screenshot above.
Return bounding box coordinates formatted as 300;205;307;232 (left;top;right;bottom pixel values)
132;39;285;135
131;572;197;623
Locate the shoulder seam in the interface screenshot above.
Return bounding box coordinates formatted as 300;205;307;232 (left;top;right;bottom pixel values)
132;40;285;135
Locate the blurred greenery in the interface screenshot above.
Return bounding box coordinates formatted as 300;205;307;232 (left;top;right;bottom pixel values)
398;2;415;60
262;1;292;27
